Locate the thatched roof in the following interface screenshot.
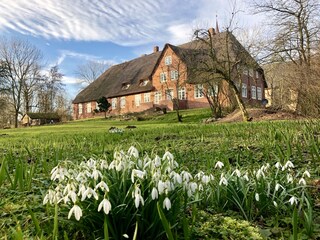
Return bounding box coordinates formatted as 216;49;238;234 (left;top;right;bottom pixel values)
73;31;266;104
73;51;161;104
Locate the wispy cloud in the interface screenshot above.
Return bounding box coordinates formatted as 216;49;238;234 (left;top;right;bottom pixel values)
0;0;243;46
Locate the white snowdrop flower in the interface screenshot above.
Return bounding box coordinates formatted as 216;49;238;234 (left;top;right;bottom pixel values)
95;181;109;192
202;175;210;184
275;183;285;192
163;151;174;161
282;160;294;171
91;168;102;180
68;205;83;221
131;169;146;183
69;191;77;203
128;146;139;158
98;198;112;215
151;187;158;200
100;160;109;170
78;184;86;196
256;169;265;180
298;178;306;186
123;234;129;239
81;187;98;201
243;173;249;181
86;158;96;168
288;196;298;205
275;162;282;169
163;197;171;210
133;185;144;208
273;201;278;208
154;155;161;167
198;183;204;191
219;175;228;186
158;180;165;195
215;161;224;169
255;193;260;202
303;170;311;178
108;160;116;170
171;172;182;184
181;171;193;183
287;174;293;183
189;182;198;193
195;171;204;181
232;169;241;178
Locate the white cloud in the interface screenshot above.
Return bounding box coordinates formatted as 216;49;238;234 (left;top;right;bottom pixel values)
0;0;257;46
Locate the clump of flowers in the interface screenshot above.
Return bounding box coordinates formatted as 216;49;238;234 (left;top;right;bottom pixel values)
108;127;124;134
43;146;212;238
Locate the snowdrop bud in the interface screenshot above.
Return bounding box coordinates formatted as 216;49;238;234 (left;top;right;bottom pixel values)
255;193;260;202
163;197;171;210
275;162;282;169
215;161;224;169
151;187;158;200
273;201;278;208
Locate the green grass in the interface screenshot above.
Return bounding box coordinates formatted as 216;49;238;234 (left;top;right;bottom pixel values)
0;108;319;239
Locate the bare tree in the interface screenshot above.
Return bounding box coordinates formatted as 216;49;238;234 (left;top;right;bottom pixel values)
0;38;43;128
76;60;111;85
251;0;320;115
37;65;64;113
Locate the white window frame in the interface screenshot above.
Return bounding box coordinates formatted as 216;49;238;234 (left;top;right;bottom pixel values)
78;103;83;114
165;56;172;65
194;84;204;98
242;83;247;98
170;70;178;80
135;94;141;107
86;103;91;113
208;84;218;97
257;87;262;100
165;89;174;100
120;97;126;108
178;87;186;100
154;91;162;104
251;86;256;99
160;72;167;83
112;98;117;109
144;93;151;103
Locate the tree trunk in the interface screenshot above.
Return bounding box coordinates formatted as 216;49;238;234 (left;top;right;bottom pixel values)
230;85;250;122
14;110;18;128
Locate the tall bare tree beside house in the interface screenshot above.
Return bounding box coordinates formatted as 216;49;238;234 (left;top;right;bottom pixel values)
0;38;43;128
189;26;259;121
76;60;111;85
251;0;320;115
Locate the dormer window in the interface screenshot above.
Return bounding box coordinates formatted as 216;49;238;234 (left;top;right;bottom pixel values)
165;56;172;65
140;79;149;86
122;83;130;90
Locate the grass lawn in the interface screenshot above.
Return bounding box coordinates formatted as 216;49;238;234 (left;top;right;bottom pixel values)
0;108;319;239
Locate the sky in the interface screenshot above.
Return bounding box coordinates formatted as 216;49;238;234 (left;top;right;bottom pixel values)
0;0;264;100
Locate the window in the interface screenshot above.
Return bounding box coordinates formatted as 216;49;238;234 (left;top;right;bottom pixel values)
242;83;247;98
251;86;256;99
160;72;167;83
120;97;126;108
112;98;117;109
165;89;174;100
144;93;151;103
140;79;149;86
122;83;130;90
135;94;141;106
178;87;186;100
208;84;218;97
255;71;259;79
154;91;162;104
86;103;91;113
194;84;204;98
78;103;83;114
257;87;262;100
170;70;178;80
165;56;172;65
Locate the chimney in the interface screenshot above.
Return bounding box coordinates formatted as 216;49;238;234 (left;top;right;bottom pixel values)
208;27;215;38
153;46;159;53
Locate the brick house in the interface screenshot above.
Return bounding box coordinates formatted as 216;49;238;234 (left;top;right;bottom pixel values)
72;28;267;120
